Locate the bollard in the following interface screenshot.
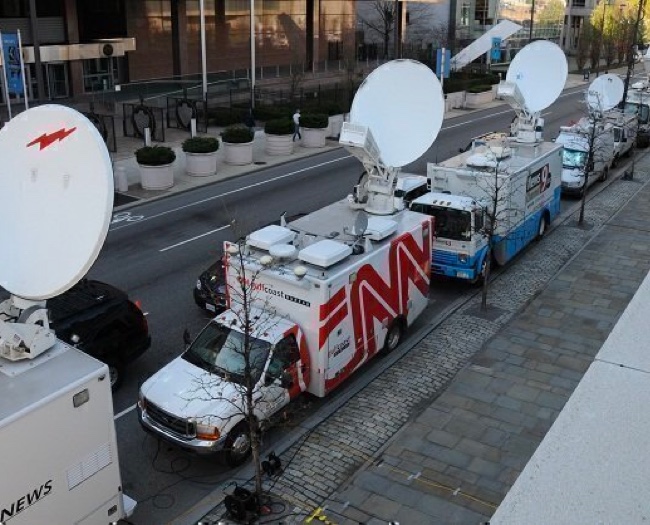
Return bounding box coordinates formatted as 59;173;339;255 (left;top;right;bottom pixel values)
115;166;128;192
583;69;590;81
190;118;197;138
144;127;151;147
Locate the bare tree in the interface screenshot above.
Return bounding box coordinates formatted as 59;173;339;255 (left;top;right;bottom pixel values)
358;0;398;59
577;113;612;224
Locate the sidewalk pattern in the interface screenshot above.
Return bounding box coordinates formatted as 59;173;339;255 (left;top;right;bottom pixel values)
200;157;650;523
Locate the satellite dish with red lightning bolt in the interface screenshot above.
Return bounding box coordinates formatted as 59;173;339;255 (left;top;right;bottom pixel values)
26;127;77;150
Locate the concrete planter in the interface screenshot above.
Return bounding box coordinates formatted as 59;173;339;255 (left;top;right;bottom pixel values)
185;151;217;176
302;127;327;148
265;134;294;156
465;89;494;108
223;141;253;165
138;162;174;190
328;115;344;138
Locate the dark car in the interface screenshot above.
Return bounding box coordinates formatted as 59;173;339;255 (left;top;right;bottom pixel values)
193;258;227;313
47;279;151;391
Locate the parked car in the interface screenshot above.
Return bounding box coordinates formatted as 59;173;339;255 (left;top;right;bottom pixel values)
193;258;227;313
47;279;151;391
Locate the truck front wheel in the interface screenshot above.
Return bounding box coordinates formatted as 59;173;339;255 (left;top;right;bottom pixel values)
381;320;404;355
224;423;252;467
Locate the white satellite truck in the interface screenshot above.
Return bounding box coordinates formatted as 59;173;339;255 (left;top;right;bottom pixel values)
409;41;566;283
138;59;442;466
0;106;135;523
556;74;625;196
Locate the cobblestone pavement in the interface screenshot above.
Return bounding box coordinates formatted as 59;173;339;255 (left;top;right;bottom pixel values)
198;154;650;524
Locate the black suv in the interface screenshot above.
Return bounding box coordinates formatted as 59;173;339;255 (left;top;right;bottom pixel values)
193;258;227;313
47;279;151;391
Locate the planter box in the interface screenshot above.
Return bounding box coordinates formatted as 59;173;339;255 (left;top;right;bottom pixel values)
265;134;294;156
185;151;217;176
465;89;494;108
328;115;344;138
223;141;253;165
139;162;174;190
302;127;327;148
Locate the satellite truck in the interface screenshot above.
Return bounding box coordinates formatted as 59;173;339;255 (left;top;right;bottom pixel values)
0;106;135;523
408;41;566;283
556;74;624;196
138;59;442;466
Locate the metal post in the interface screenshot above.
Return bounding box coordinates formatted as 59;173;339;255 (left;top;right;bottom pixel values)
199;0;207;102
250;0;256;109
529;0;536;42
622;0;645;107
28;0;45;102
441;47;446;91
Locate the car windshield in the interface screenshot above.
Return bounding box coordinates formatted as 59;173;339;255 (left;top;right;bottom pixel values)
183;322;271;384
410;203;472;241
562;148;587;169
624;102;649;124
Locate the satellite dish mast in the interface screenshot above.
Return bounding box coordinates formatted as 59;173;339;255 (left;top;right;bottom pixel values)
0;105;114;360
586;73;624;117
497;41;567;143
340;59;444;215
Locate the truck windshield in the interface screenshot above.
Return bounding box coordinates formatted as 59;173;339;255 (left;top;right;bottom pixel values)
410;203;472;241
624;102;649;124
183;322;271;384
562;148;587;169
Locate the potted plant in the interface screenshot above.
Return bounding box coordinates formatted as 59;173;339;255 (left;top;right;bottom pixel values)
465;84;495;108
222;124;255;165
135;145;176;190
300;113;329;148
182;136;219;176
264;118;294;156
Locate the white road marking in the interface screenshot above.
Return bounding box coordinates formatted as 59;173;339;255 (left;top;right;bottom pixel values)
110;156;348;231
159;224;231;252
114;403;137;421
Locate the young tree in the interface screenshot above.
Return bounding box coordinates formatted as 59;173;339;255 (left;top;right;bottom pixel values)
358;0;398;59
576;23;595;71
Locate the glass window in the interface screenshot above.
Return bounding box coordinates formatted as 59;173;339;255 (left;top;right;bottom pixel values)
410;203;472;241
183;322;272;384
266;335;299;379
562;148;588;169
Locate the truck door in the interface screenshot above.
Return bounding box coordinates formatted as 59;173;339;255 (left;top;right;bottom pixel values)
257;335;301;420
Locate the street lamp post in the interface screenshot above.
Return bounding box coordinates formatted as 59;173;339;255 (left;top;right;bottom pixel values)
199;0;207;101
250;0;256;109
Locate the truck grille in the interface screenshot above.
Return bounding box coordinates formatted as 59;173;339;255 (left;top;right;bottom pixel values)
146;400;196;438
433;249;457;265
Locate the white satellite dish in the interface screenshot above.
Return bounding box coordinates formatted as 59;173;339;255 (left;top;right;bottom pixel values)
0;105;114;301
506;40;567;113
586;74;624;112
350;59;444;168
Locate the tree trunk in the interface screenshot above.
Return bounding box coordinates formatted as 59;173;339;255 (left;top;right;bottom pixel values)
480;251;491;311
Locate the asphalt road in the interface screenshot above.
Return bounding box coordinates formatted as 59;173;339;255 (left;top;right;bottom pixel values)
84;85;592;524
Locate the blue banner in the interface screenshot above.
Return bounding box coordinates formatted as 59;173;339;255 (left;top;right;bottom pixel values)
491;37;502;62
435;48;451;79
2;32;24;95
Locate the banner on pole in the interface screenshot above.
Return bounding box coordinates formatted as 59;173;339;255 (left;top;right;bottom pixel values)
1;32;24;95
491;37;502;61
436;48;451;79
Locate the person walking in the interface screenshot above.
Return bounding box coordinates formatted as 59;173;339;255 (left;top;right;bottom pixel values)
293;109;301;141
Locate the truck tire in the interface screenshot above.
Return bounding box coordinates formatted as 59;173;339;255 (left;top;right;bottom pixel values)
537;217;547;240
224;423;252;467
599;166;609;182
108;363;124;392
381;320;403;355
470;260;487;286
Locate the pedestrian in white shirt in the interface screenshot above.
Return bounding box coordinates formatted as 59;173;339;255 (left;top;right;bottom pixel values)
293;109;301;141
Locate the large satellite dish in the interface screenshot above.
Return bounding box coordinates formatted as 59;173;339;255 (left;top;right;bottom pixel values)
350;59;444;168
506;40;567;113
0;105;114;300
586;74;624;112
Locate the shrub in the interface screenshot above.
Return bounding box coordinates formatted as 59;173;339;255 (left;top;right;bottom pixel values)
182;136;219;153
467;84;493;94
222;124;254;143
209;108;247;126
323;102;343;116
264;118;294;135
135;145;176;166
300;113;328;129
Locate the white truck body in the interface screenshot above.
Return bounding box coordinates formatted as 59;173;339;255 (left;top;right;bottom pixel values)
139;199;432;455
0;342;133;524
555;118;616;196
604;110;637;160
412;139;562;281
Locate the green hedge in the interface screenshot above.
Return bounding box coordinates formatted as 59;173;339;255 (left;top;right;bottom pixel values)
467;84;494;94
222;124;254;143
182;136;219;153
209;108;248;126
300;113;329;129
135;145;176;166
264;118;294;135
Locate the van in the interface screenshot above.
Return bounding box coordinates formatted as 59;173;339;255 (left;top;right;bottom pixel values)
605;111;637;163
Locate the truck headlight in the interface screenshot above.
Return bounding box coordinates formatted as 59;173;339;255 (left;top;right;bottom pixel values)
458;253;469;264
196;423;221;441
137;391;146;410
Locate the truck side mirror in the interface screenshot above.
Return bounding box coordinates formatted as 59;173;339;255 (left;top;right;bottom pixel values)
280;371;293;389
183;329;191;347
